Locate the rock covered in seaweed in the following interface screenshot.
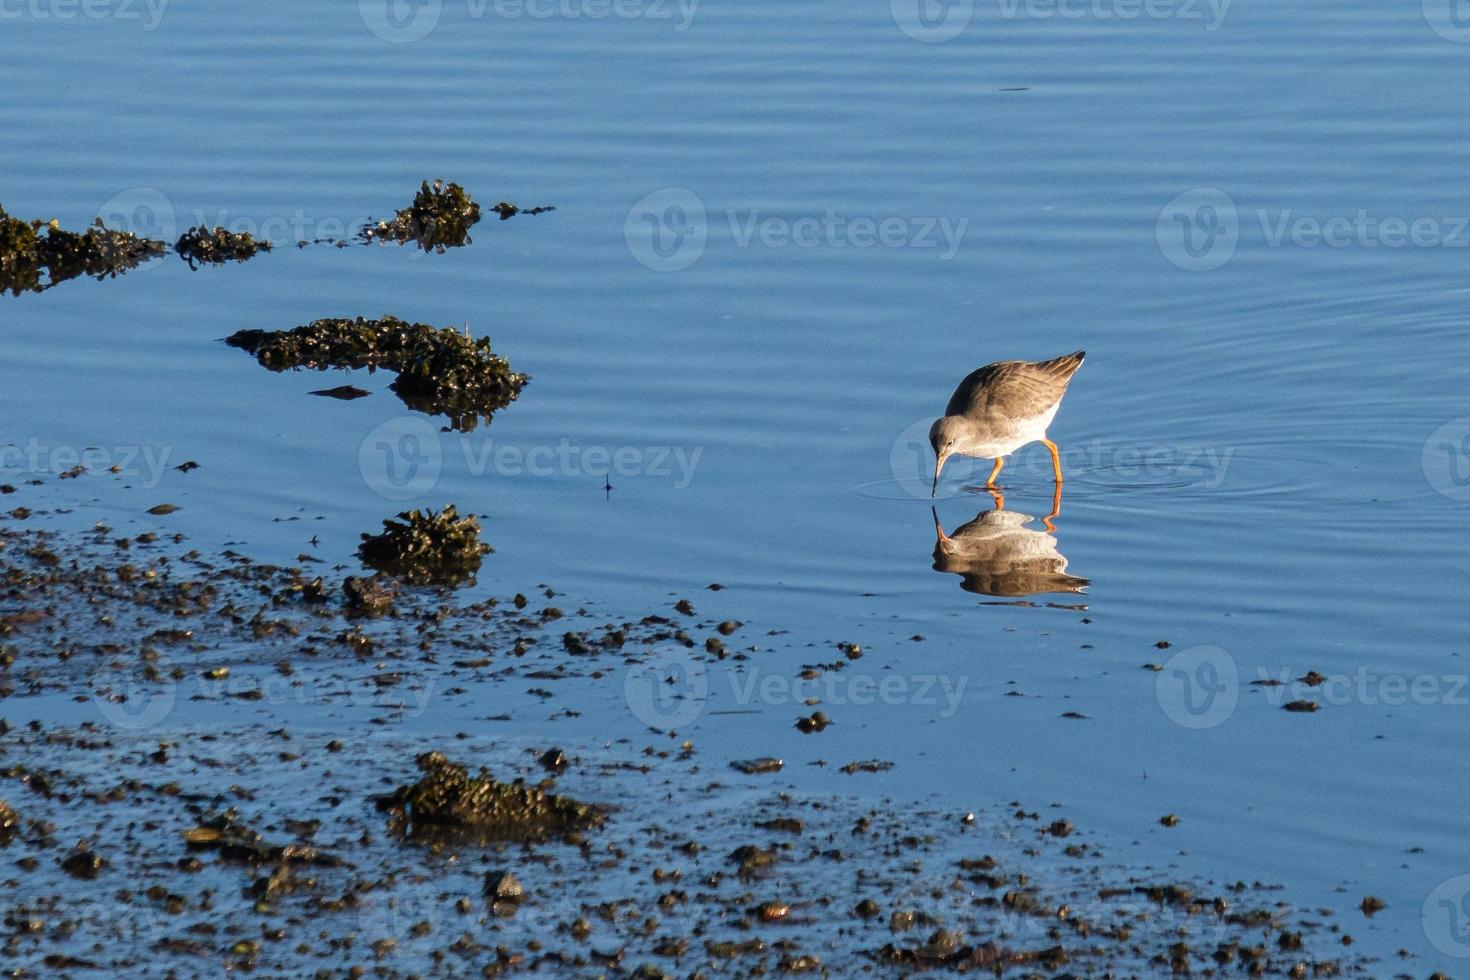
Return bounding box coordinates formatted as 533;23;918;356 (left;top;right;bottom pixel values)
0;799;19;846
174;225;272;268
357;505;489;587
1;203;166;295
377;751;604;843
358;179;482;251
225;315;527;431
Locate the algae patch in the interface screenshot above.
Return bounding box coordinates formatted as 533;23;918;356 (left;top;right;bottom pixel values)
357;505;489;587
377;751;604;843
1;203;166;295
225;315;527;431
358;179;483;251
174;225;273;268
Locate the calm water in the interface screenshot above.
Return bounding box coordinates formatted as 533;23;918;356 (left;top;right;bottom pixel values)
4;0;1470;968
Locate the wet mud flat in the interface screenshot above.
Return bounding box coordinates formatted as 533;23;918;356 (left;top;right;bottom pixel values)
1;722;1372;979
0;504;1375;976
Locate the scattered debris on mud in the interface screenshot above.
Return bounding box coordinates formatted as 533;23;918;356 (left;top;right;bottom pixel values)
0;491;1385;977
377;751;604;843
1;203;166;295
358;179;484;251
0;721;1374;978
357;505;489;587
173;225;272;268
225;315;527;430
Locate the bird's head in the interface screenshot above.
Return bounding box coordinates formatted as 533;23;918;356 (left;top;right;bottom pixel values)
929;417;962;496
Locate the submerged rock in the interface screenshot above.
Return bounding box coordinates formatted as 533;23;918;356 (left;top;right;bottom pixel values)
377;751;604;843
1;203;166;295
357;506;489;587
174;225;272;268
358;179;482;251
342;574;397;616
225;315;527;431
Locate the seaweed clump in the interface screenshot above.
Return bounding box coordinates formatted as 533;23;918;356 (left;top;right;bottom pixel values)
1;203;166;295
377;751;604;843
357;506;489;587
0;799;18;846
358;179;481;251
174;225;272;268
225;316;527;430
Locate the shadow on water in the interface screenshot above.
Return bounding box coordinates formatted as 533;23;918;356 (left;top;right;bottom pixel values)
931;485;1089;599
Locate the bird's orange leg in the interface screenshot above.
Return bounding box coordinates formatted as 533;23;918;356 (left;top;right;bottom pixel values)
1041;439;1063;483
1042;482;1062;532
985;457;1004;488
987;487;1005;511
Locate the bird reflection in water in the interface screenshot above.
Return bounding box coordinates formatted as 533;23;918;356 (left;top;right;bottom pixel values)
931;485;1088;600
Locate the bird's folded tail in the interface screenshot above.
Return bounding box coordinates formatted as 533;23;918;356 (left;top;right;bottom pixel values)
1034;350;1085;381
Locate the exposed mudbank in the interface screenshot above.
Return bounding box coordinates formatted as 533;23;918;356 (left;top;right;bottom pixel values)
0;478;1384;977
1;204;166;295
225;316;527;431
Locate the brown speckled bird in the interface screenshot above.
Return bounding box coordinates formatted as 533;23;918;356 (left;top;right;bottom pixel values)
930;350;1085;496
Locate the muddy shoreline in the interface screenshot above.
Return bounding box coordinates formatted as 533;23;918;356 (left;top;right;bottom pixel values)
0;483;1376;977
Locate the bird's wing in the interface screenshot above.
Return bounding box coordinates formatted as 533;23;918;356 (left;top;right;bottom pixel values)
944;351;1084;419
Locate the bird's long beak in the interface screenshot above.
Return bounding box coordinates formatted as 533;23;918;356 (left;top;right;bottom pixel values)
931;451;948;497
931;506;948;542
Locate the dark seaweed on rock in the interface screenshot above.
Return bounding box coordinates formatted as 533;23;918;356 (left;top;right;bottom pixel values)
174;225;273;268
357;505;489;587
1;204;166;296
377;751;604;843
0;799;18;846
358;179;481;251
225;316;527;431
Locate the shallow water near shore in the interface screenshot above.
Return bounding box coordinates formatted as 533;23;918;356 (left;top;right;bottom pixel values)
4;0;1470;972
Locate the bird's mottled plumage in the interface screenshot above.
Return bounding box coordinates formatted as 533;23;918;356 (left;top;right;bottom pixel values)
943;351;1086;424
930;350;1084;494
